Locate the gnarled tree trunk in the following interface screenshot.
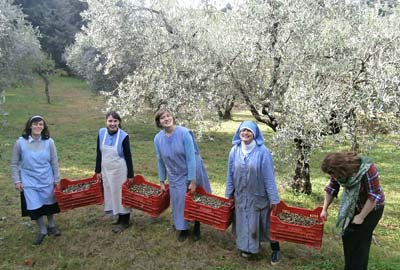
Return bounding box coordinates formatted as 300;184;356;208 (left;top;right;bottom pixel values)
38;71;50;104
217;95;235;120
290;138;312;194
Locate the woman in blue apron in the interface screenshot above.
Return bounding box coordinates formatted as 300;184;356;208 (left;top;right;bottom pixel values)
225;121;282;265
95;111;134;233
11;116;61;245
154;108;211;242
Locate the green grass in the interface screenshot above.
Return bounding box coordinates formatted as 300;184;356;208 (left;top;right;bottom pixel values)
0;75;399;270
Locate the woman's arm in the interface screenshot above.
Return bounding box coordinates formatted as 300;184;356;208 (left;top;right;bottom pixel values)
154;136;166;182
353;199;376;224
154;136;167;191
122;136;134;178
183;132;196;193
225;148;235;199
262;149;279;205
321;192;334;221
49;139;60;183
10;140;22;191
95;135;102;175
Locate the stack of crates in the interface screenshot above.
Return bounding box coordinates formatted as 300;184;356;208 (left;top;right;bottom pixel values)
270;201;325;249
184;186;234;231
54;175;103;212
122;175;170;217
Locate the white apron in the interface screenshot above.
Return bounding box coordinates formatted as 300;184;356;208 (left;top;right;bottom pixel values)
101;129;130;215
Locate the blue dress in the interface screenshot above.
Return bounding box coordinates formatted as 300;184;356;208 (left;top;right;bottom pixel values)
11;137;60;220
154;126;211;230
225;121;280;254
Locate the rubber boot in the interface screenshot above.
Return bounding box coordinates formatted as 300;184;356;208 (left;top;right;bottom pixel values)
193;221;201;241
112;213;130;233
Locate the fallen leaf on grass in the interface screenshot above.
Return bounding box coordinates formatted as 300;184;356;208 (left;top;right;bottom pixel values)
24;259;35;267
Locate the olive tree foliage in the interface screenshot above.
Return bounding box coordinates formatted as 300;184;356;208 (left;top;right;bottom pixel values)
66;33;126;92
224;0;400;193
65;1;141;92
67;0;240;130
0;0;44;117
69;0;400;193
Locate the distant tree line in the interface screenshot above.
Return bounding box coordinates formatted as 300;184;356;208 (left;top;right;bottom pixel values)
14;0;87;70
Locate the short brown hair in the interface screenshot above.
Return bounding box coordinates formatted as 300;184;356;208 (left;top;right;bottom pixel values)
321;151;361;179
154;108;175;129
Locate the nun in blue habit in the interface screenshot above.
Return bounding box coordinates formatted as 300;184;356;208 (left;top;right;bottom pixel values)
154;108;211;242
225;120;282;265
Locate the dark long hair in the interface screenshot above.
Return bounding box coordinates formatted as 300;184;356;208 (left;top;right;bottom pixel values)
22;116;50;140
106;111;122;128
321;151;361;179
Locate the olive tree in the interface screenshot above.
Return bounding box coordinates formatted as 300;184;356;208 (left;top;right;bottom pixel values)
68;0;400;193
0;0;44;116
220;0;400;193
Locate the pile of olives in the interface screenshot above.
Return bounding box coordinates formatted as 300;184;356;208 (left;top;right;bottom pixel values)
62;180;96;193
277;211;321;226
129;184;161;196
192;194;230;208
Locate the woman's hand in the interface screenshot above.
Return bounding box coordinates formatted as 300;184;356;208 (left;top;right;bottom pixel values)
15;182;23;192
188;180;196;194
320;209;328;221
96;173;102;182
127;178;134;184
160;182;167;192
352;214;365;225
55;182;61;190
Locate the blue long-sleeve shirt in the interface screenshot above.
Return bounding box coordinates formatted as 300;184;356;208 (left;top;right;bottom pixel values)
154;126;196;184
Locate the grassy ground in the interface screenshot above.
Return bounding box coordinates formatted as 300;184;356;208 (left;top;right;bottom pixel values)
0;75;399;270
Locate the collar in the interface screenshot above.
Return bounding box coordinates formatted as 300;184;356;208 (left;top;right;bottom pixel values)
241;140;256;156
107;128;119;136
28;135;42;143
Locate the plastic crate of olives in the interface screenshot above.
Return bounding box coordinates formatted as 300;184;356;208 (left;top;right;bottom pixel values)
184;186;234;231
54;175;103;211
270;201;325;249
122;175;170;217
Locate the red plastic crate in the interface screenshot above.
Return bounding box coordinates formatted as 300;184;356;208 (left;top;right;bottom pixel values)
270;201;325;249
54;175;103;212
184;186;234;231
122;175;170;217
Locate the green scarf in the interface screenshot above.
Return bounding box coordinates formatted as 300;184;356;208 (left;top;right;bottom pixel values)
336;156;372;232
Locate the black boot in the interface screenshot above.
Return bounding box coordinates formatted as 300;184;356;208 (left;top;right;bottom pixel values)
270;242;282;265
177;230;189;242
193;221;201;241
112;213;130;233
